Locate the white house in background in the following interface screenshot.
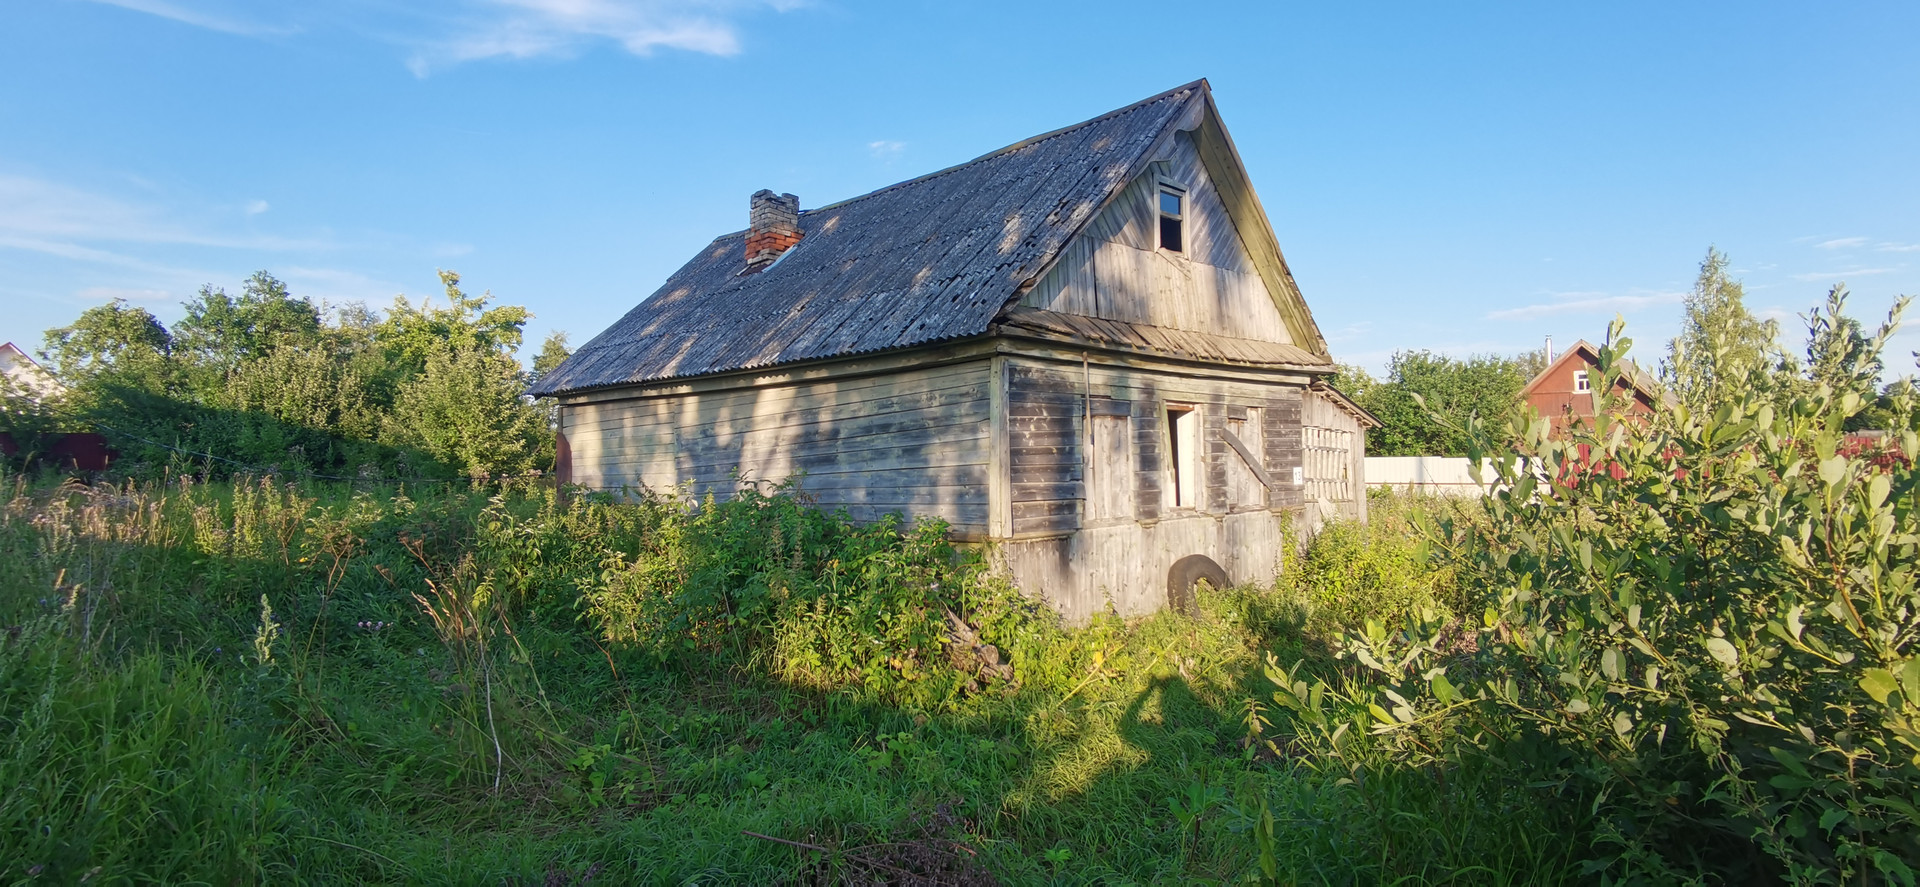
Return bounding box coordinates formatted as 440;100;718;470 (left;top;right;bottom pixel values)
0;342;61;401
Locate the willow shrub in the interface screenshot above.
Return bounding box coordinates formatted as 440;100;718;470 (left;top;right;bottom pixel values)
1266;319;1920;883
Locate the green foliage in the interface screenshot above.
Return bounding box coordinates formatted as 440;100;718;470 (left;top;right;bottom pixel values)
174;272;324;376
40;299;173;383
1359;350;1534;456
1664;247;1783;413
0;475;1585;883
1267;295;1920;881
31;269;553;480
530;331;571;386
386;343;551;478
1326;362;1376;400
1277;496;1464;636
372;271;531;387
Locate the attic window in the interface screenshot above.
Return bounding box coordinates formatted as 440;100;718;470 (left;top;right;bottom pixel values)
1157;186;1185;253
1573;370;1591;393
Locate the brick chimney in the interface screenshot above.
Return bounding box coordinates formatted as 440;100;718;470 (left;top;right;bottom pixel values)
745;190;801;271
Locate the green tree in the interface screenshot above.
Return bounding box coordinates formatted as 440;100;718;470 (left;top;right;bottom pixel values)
385;344;551;479
1325;363;1376;401
1360;351;1532;456
1663;247;1780;413
529;331;571;386
172;272;322;374
40;299;173;384
374;271;530;383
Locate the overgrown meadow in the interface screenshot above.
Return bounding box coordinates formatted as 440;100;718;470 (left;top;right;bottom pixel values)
0;473;1588;884
5;266;1918;883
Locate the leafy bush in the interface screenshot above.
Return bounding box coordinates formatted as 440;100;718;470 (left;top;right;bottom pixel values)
1265;310;1920;882
1278;500;1463;636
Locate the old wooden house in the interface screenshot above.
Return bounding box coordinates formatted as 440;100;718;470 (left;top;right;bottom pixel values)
529;81;1373;621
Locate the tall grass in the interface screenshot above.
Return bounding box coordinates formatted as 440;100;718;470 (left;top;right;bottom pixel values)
0;475;1587;883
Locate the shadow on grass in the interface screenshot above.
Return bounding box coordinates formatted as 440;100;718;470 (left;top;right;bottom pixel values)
0;480;1594;885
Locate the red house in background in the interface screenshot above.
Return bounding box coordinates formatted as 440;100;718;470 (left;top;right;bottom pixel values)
1520;340;1668;437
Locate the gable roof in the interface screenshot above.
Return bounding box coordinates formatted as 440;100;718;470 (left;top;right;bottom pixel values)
1520;339;1672;406
532;80;1328;397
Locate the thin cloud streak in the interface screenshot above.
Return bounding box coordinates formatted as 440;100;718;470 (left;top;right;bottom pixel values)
80;0;294;35
79;0;801;72
0;173;333;252
1816;236;1868;250
1486;290;1684;321
1790;268;1901;282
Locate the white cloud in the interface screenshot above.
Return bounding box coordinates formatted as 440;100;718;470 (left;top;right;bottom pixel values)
411;1;801;73
868;140;906;158
1816;236;1868;250
80;0;292;36
1878;242;1920;253
0;173;330;253
81;0;801;72
1789;268;1901;282
245;199;270;215
1486;289;1685;321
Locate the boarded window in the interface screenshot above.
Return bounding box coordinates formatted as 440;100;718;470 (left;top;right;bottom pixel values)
1088;414;1134;521
1225;407;1267;508
1165;405;1200;509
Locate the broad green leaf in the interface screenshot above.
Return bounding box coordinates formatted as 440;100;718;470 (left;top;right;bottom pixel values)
1566;698;1591;714
1900;659;1920;704
1819;806;1849;831
1431;673;1459;705
1368;704;1395;726
1819;455;1847;487
1870;473;1891;509
1601;647;1625;682
1861;668;1899;705
1705;637;1739;668
1770;747;1811;779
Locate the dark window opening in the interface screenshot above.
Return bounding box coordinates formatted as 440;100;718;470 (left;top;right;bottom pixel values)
1158;187;1185;253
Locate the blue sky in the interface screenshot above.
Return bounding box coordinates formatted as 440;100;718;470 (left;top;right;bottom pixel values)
4;1;1917;376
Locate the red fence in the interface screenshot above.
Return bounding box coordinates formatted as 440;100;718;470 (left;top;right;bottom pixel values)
0;432;114;471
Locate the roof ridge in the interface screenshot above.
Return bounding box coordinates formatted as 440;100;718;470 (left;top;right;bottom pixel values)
805;80;1207;215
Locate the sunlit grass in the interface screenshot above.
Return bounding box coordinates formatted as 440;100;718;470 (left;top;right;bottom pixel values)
0;476;1586;883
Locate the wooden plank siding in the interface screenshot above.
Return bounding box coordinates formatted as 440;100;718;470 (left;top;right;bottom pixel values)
1004;356;1310;533
1018;131;1296;346
560;359;995;536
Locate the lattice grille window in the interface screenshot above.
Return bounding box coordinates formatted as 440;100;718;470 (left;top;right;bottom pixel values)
1303;424;1355;504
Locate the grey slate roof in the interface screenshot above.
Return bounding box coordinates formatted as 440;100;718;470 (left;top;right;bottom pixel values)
529;82;1214;397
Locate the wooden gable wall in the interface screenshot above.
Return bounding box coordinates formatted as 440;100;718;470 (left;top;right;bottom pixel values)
1017;130;1295;345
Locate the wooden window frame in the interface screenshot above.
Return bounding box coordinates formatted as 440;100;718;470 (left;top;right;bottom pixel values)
1573;370;1591;394
1156;181;1186;254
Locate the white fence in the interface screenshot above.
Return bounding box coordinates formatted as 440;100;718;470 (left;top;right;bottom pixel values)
1364;456;1495;496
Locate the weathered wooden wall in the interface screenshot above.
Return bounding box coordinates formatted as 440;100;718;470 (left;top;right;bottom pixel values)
1018;132;1295;346
999;354;1310;621
1300;387;1368;525
558;360;995;536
